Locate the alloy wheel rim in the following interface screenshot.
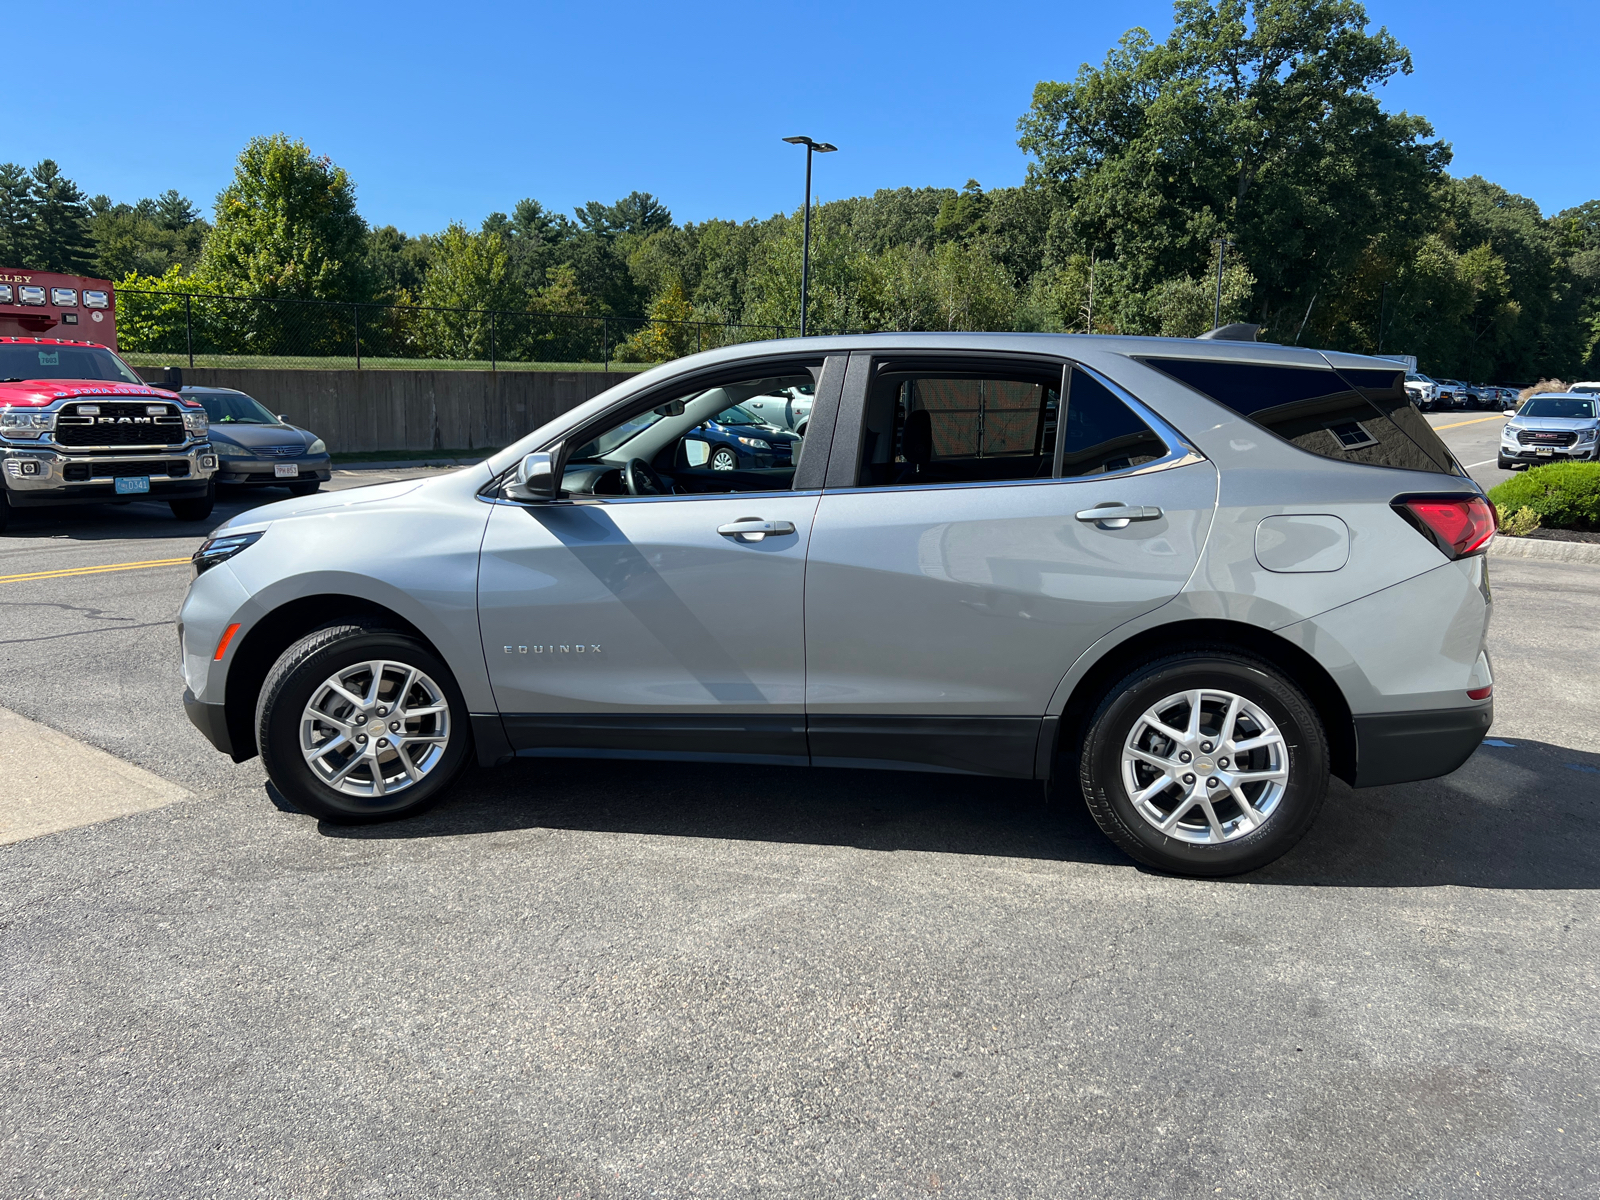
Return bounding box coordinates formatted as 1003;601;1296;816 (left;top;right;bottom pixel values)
1121;688;1289;845
299;659;451;801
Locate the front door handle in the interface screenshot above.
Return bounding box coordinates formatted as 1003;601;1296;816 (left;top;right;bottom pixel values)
1075;504;1163;529
717;517;797;542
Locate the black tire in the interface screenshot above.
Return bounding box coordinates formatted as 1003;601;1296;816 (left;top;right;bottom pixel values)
256;621;471;823
1078;648;1329;877
287;480;321;497
170;483;215;522
710;446;739;471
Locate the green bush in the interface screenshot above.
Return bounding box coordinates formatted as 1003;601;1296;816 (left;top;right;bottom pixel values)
1488;462;1600;530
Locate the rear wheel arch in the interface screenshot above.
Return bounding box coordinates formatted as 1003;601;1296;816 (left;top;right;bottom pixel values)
222;595;439;763
1053;618;1357;786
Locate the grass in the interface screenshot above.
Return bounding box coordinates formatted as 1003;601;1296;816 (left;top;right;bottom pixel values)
120;353;655;373
331;447;500;464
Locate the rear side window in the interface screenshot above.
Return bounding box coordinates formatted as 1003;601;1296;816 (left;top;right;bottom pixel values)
1141;358;1457;475
1061;367;1167;478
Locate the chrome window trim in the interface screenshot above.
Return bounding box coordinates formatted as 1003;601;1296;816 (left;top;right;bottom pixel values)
821;356;1206;497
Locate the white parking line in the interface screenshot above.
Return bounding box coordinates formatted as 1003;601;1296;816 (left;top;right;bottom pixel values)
1465;459;1499;468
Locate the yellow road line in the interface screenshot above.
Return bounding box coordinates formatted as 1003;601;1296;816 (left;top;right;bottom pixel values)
1434;414;1509;431
0;557;191;585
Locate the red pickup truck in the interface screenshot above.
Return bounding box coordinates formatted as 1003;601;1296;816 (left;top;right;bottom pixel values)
0;336;217;530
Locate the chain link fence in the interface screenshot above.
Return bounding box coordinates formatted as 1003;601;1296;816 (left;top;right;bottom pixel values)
115;290;794;372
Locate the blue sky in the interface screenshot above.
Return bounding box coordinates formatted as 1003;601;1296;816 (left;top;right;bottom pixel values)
10;0;1597;233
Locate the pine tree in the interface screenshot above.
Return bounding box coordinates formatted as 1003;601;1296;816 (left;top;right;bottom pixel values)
27;160;95;273
0;163;35;267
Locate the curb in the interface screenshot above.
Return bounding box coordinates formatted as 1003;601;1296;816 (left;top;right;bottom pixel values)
1489;536;1600;565
333;457;487;472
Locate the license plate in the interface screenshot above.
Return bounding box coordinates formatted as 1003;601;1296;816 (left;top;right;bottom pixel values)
114;476;150;494
1536;447;1554;456
273;463;300;478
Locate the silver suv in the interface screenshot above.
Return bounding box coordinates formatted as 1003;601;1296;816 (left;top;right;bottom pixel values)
179;335;1497;877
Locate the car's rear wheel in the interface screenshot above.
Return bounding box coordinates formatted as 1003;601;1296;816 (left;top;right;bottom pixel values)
257;622;471;823
1078;649;1329;876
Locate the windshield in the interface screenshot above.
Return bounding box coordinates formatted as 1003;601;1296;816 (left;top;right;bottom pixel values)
1521;398;1596;420
196;392;279;424
0;343;143;385
570;404;674;459
714;405;761;426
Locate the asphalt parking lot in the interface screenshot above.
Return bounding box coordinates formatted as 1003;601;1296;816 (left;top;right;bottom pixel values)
1;428;1597;1199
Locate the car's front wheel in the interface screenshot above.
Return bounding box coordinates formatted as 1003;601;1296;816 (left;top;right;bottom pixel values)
287;480;321;497
170;484;215;522
710;446;739;471
257;622;471;822
1078;649;1329;876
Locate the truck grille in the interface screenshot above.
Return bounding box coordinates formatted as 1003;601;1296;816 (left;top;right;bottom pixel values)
1518;430;1577;446
55;401;186;448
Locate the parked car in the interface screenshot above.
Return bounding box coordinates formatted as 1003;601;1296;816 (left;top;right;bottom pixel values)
1497;392;1600;469
185;387;331;496
1405;372;1440;410
1569;381;1600;396
1491;387;1520;411
0;336;216;529
180;333;1495;878
1433;379;1468;410
738;382;814;433
686;402;801;472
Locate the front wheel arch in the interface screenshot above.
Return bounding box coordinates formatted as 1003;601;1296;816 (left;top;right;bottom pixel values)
222;595;439;763
1052;618;1356;788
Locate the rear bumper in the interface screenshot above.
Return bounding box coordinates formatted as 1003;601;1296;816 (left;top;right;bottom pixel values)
1352;702;1492;787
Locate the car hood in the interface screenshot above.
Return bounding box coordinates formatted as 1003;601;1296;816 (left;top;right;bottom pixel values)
216;478;423;531
0;378;184;408
208;423;313;449
1509;417;1598;431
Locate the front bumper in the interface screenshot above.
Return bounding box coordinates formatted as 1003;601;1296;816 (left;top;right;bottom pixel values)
1;442;217;505
183;686;236;757
1500;444;1595;463
1352;702;1493;787
215;454;333;485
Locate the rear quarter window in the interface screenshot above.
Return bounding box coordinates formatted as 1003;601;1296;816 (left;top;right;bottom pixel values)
1139;358;1458;475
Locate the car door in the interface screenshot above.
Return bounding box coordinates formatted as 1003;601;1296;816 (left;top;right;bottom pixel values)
803;351;1217;777
478;355;844;763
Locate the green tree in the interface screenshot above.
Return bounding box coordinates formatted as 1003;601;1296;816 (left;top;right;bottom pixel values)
1018;0;1449;332
0;163;35;266
27;160;95;273
198;134;374;303
415;223;521;361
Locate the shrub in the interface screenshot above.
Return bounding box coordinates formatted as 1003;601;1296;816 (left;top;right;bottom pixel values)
1519;378;1569;403
1500;506;1542;537
1488;462;1600;530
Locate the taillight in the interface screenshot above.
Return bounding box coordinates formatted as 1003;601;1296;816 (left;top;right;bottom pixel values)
1394;495;1497;558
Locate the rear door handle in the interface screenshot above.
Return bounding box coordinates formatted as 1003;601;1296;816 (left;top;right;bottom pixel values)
1075;504;1162;529
717;517;796;542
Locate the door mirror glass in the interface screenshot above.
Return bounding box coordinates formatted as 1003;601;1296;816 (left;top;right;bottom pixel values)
683;438;711;467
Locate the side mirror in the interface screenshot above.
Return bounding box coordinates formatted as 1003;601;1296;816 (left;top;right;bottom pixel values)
277;414;289;423
506;447;561;501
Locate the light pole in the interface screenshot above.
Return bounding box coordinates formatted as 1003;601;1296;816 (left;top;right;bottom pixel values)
783;135;837;337
1211;236;1231;331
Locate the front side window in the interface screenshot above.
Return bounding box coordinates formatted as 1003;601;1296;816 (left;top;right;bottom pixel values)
1141;357;1457;476
0;343;143;385
560;369;818;497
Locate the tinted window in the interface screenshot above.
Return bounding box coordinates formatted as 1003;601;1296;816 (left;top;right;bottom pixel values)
1060;368;1168;478
857;368;1059;486
196;392;278;424
1522;398;1595;419
0;343;143;384
1141;358;1457;475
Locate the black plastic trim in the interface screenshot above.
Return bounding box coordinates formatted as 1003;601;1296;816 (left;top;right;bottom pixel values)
502;712;808;763
470;713;515;767
808;715;1041;778
1352;702;1492;787
182;687;234;757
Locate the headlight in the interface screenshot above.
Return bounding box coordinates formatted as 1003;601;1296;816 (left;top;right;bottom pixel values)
183;410;209;435
307;438;326;455
736;436;771;450
1;410;56;439
1579;429;1597;442
192;530;263;577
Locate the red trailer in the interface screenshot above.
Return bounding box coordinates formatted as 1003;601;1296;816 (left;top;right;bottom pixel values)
0;269;117;349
